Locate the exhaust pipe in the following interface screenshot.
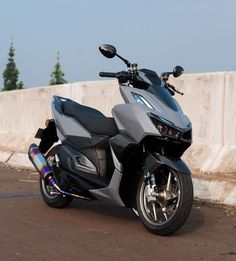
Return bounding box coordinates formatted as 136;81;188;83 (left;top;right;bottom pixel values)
28;144;91;200
28;144;52;179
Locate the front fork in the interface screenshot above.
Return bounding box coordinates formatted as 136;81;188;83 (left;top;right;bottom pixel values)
143;168;173;205
143;169;158;220
144;169;157;202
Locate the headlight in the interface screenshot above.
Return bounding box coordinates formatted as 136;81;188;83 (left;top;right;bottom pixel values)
150;116;181;139
156;122;181;138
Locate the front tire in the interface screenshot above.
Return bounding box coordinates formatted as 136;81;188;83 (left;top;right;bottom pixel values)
136;167;193;235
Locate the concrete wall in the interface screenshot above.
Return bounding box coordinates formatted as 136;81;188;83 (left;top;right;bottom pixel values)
0;80;121;154
0;72;236;174
170;72;236;174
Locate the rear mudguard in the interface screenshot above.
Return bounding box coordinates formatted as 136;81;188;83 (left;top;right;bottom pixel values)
46;144;62;158
35;119;58;154
144;153;191;175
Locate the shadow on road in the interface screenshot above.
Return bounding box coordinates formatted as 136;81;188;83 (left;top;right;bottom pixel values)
175;206;205;236
69;200;205;235
70;200;138;222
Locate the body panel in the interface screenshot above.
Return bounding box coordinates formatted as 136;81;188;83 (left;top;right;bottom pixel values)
89;169;125;206
112;103;159;143
119;85;190;130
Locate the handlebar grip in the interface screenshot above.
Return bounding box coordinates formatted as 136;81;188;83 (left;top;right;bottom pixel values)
99;72;117;78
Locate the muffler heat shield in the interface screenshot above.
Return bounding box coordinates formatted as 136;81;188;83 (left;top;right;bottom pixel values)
28;143;52;179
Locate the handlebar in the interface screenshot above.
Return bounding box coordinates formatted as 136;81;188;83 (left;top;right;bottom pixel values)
99;70;134;83
99;70;184;95
99;72;118;78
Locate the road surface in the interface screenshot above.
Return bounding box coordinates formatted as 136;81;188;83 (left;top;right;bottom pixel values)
0;164;235;261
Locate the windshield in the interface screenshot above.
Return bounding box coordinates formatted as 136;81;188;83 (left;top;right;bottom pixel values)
139;69;178;111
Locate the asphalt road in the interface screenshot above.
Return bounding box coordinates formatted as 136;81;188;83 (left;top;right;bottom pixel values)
0;165;235;261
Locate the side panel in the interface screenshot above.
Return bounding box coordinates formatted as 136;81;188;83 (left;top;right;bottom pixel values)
112;103;159;143
47;144;109;191
89;169;125;206
110;133;138;163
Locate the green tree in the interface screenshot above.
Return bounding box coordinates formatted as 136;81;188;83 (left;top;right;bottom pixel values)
2;41;24;91
17;80;24;89
49;52;67;85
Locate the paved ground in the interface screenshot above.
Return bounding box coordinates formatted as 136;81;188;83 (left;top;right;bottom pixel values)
0;164;235;261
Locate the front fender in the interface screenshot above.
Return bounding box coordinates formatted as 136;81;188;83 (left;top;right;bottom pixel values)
144;153;191;175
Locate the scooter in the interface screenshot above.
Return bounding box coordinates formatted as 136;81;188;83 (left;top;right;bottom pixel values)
29;44;193;235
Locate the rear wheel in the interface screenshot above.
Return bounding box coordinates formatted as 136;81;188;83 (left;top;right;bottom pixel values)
39;155;73;208
136;167;193;235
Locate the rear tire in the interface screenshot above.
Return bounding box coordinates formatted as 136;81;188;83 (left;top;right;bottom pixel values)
39;154;73;208
136;167;193;235
40;177;73;208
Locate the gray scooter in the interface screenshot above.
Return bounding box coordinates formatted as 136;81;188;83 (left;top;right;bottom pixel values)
28;44;193;235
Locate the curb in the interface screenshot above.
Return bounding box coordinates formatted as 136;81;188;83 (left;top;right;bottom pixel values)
0;150;235;207
0;151;13;163
193;177;236;206
0;151;32;169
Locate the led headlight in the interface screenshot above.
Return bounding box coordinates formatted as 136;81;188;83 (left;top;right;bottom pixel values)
156;122;181;138
150;116;181;139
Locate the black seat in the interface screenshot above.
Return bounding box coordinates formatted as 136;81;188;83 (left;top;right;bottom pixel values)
62;99;119;137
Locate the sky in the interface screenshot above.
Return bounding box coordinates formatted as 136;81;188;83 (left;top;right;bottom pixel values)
0;0;235;88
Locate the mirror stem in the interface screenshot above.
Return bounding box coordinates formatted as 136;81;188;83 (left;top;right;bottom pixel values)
116;54;131;67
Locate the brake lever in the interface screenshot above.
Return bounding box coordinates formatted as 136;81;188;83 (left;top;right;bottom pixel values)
117;70;135;84
175;89;184;96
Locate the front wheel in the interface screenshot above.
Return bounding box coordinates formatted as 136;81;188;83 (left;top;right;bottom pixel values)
136;167;193;235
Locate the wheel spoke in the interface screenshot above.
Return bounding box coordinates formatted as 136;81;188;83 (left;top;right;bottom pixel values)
166;172;171;191
162;207;168;220
152;202;157;221
140;168;182;226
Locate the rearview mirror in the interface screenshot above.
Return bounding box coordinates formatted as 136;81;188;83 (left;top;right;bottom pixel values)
173;66;184;78
99;44;117;58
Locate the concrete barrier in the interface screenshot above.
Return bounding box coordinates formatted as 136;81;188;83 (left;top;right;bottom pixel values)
170;72;236;174
0;73;236;205
0;80;121;153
